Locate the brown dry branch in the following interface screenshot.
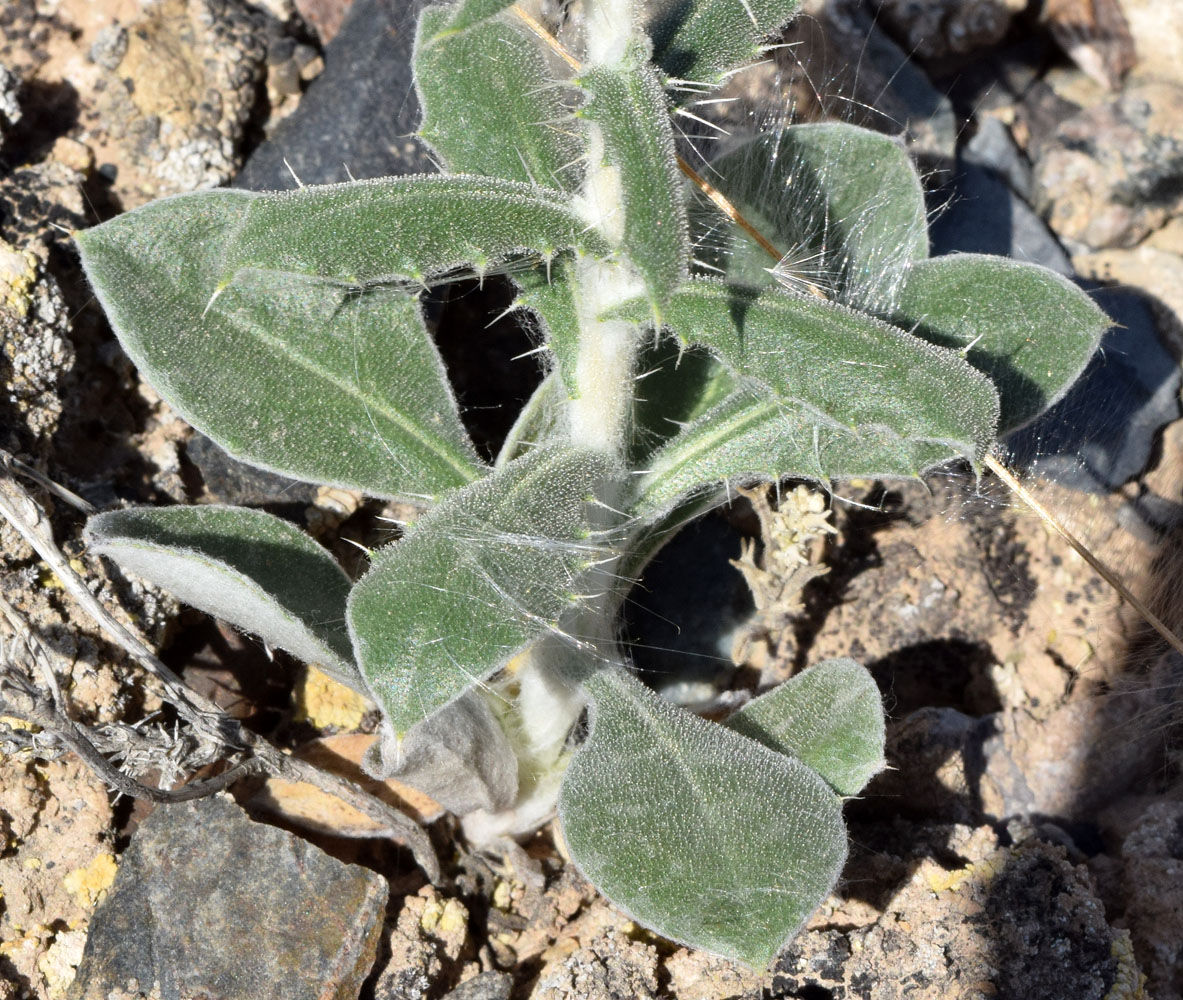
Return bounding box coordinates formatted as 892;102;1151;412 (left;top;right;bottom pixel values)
0;465;441;881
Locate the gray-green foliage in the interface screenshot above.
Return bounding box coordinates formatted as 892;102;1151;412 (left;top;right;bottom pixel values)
76;0;1108;970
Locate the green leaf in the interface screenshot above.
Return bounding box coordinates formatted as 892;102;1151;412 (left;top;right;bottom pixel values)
725;658;885;796
617;277;1000;457
515;256;582;397
891;255;1109;433
348;446;617;734
646;0;800;90
580;52;687;318
697;123;927;311
76;197;484;498
496;371;569;469
560;666;847;967
414;6;582;190
632;386;963;517
628;337;735;471
86;505;359;689
432;0;516;35
228;174;608;284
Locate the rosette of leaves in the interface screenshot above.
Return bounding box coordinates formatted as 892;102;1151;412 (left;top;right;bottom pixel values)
76;0;1108;968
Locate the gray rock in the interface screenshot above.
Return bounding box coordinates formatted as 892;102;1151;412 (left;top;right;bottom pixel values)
69;794;389;1000
442;972;513;1000
93;0;269;193
1033;82;1183;250
872;0;1027;62
187;431;318;506
0;63;20;137
234;0;435;191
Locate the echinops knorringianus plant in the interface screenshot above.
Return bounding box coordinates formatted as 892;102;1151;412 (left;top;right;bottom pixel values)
75;0;1108;966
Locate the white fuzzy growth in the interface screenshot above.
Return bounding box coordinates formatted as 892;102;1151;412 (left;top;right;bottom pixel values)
572;124;624;244
568;255;644;453
583;0;636;67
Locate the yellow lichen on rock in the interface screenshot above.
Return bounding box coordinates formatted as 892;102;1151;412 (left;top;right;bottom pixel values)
62;852;118;908
0;239;38;319
293;665;369;731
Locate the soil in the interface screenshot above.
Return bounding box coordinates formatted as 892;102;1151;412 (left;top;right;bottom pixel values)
1;0;1183;998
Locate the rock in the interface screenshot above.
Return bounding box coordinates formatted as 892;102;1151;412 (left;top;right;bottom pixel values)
234;0;434;191
1007;285;1181;491
0;159;86;249
729;0;957;160
186;430;317;506
1073;244;1183;347
873;0;1027;62
1033;82;1183;250
929;116;1073;272
1122;0;1183;86
531;928;661;1000
1110;799;1183;1000
69;794;389;1000
442;972;513;1000
370;886;471;1000
0;757;115;994
0;237;76;453
879;656;1181;828
92;0;269;193
293;0;355;44
773;839;1143;999
0;62;19;136
1042;0;1136;89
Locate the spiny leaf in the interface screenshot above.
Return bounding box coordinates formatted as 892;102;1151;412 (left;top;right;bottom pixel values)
76;197;483;498
560;666;847;967
580;50;687;318
348;446;617;734
515;255;582;397
696;123;927;312
630;386;963;518
646;0;801;92
615;276;1000;463
228;174;608;284
432;0;517;35
891;254;1109;433
415;6;582;190
86;506;359;689
725;658;885;796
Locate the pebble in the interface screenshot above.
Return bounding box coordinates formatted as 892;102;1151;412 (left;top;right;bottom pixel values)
873;0;1027;62
0;62;20;136
234;0;435;191
69;794;389;1000
1032;82;1183;250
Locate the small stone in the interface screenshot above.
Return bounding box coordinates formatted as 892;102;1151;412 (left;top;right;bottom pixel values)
1033;82;1183;250
1121;0;1183;86
441;972;512;1000
49;137;94;175
873;0;1027;62
68;794;389;1000
531;928;660;1000
0;63;21;135
234;0;444;190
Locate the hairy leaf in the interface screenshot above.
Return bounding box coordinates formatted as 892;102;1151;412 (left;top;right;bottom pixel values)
432;0;516;34
86;506;358;688
580;52;687;318
348;447;616;734
613;278;1000;484
515;256;582;397
697;123;927;311
560;666;847;967
77;195;483;497
646;0;801;90
725;658;885;795
631;386;963;517
228;174;607;284
892;255;1109;433
364;690;519;811
415;6;582;190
